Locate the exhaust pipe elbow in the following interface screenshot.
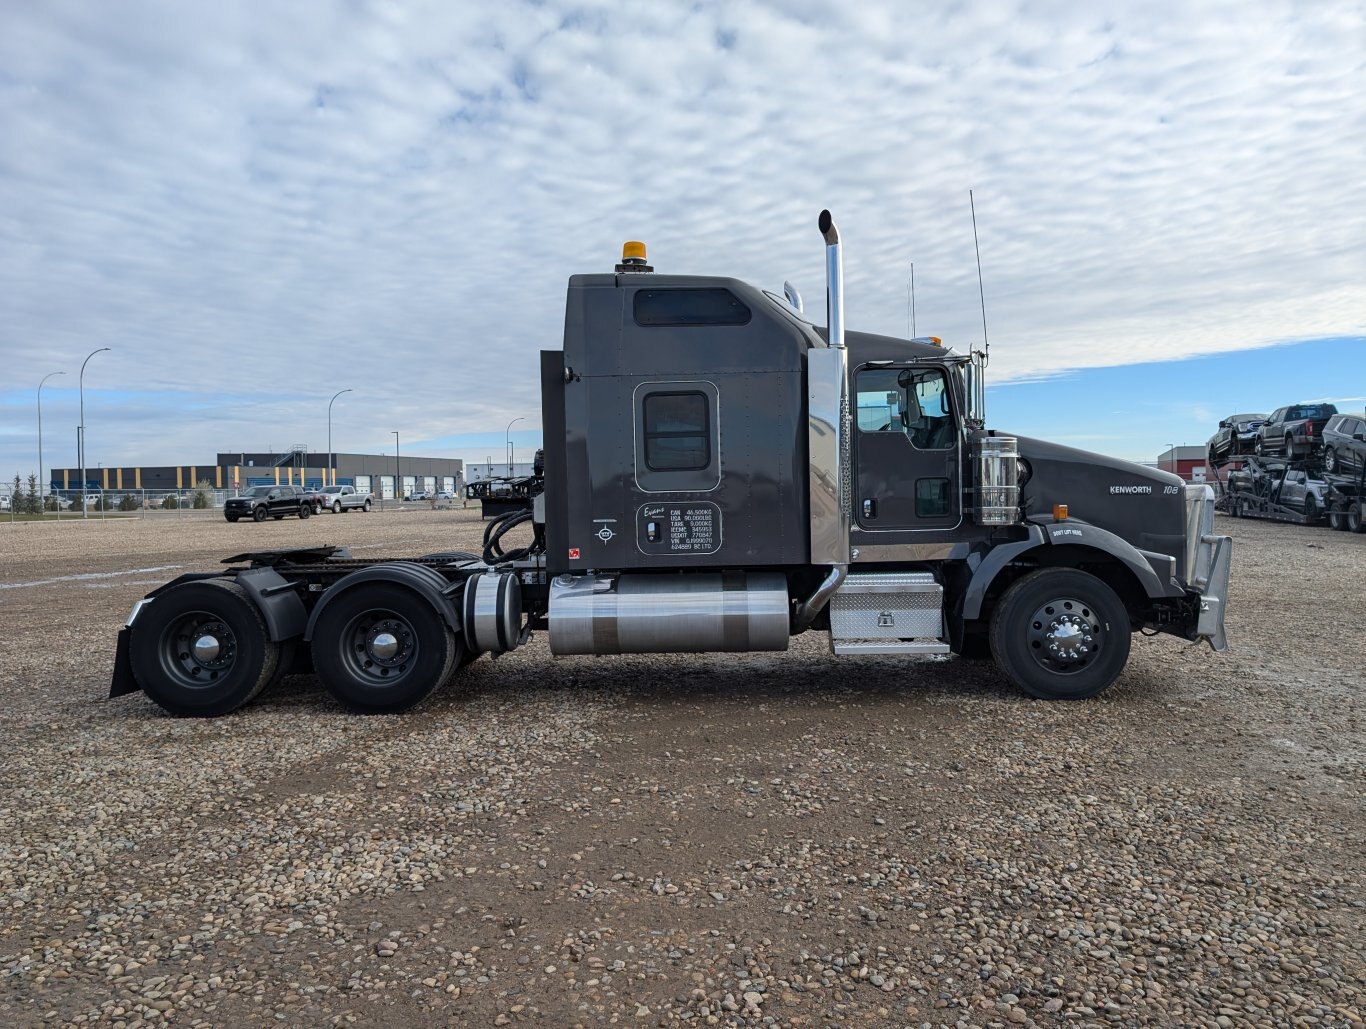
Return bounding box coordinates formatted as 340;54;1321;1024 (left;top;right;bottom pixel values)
819;210;845;351
819;209;839;245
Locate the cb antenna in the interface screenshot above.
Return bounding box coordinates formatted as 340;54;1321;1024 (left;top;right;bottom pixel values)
907;262;916;338
970;188;989;367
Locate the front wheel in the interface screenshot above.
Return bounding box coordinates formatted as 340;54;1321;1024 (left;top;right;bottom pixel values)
310;584;461;714
1303;495;1319;525
128;579;280;716
1324;448;1338;474
1349;503;1364;534
253;506;268;523
333;501;342;514
1254;438;1265;457
988;568;1131;700
1328;506;1346;531
226;514;239;523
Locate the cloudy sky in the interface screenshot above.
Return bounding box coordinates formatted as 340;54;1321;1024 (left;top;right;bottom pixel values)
1;0;1362;483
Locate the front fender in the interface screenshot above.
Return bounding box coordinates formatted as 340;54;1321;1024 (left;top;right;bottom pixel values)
303;562;461;642
961;519;1175;621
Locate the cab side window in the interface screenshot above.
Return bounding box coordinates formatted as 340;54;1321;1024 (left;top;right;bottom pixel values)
634;380;721;492
855;367;955;449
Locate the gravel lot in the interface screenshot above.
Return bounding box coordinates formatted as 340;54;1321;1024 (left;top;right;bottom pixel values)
0;509;1361;1028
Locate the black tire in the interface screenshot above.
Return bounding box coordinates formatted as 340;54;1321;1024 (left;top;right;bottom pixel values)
1328;506;1346;531
129;579;279;717
1349;504;1364;534
226;514;239;523
1254;438;1265;457
1303;494;1319;525
310;583;460;714
333;501;342;514
253;506;268;523
988;568;1131;700
298;504;310;520
363;499;372;512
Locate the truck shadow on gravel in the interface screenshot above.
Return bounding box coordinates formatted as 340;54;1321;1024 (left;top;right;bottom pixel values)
224;649;1173;718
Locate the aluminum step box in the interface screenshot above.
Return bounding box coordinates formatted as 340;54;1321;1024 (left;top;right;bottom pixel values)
828;571;949;656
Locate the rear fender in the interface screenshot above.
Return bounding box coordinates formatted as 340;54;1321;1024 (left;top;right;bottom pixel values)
234;567;308;642
303;562;462;642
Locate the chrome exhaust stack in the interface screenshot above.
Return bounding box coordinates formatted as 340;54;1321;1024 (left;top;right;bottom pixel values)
803;209;851;622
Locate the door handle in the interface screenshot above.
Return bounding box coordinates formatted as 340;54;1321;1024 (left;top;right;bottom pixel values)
863;498;876;519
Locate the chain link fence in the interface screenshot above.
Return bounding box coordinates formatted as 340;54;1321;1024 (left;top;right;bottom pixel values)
1;488;461;521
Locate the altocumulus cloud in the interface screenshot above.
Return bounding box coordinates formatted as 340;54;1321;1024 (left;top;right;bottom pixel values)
0;0;1362;471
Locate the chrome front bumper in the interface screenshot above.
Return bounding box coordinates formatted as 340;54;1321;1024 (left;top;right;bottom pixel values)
1184;484;1233;652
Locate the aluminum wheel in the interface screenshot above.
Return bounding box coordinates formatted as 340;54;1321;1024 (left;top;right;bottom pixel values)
989;568;1131;700
1025;597;1103;675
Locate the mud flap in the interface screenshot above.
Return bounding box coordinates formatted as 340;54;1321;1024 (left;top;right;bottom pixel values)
109;627;141;698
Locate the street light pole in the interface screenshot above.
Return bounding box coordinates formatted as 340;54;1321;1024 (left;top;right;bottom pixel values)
506;416;524;477
38;371;65;510
79;347;111;520
327;388;353;488
392;430;400;504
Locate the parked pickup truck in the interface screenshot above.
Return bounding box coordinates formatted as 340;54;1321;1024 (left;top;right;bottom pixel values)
1256;403;1338;459
312;485;373;514
224;485;311;522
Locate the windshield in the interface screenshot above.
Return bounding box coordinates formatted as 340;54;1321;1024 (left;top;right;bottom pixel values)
244;486;272;498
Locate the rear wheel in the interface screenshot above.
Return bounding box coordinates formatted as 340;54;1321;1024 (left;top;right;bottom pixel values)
1303;494;1319;525
1328;506;1346;531
310;584;460;714
129;579;279;717
989;568;1131;700
1349;503;1364;534
299;504;310;520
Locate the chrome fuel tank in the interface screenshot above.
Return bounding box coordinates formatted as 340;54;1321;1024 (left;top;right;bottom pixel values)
548;572;791;656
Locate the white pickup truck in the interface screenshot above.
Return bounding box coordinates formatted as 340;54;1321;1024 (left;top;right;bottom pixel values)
312;485;373;514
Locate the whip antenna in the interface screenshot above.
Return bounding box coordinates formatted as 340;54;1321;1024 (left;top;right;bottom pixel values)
970;189;989;366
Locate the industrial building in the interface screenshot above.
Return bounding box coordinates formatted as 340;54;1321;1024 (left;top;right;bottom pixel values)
1157;445;1209;482
50;450;464;500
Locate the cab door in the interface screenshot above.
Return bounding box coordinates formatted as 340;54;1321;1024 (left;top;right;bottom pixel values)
853;364;962;531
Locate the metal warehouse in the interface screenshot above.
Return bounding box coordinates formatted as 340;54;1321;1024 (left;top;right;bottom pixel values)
49;450;464;500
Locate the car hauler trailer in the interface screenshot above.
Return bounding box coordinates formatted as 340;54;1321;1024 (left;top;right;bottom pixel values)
110;212;1232;716
1324;465;1366;532
1213;455;1331;526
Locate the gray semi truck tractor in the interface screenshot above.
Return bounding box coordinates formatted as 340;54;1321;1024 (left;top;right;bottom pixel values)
109;211;1232;716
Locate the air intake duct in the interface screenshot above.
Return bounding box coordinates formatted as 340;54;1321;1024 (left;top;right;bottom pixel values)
974;435;1021;525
